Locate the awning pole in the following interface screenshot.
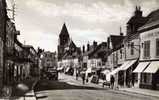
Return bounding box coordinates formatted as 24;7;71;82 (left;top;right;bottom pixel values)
124;71;126;87
138;73;141;88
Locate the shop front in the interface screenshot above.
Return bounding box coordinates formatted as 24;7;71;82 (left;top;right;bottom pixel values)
5;60;14;85
140;61;159;90
118;60;137;87
133;62;150;87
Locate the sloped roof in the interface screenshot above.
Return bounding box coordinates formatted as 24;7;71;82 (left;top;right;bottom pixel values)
62;48;80;59
23;45;37;54
110;35;125;51
15;38;23;48
127;7;147;25
62;51;72;59
62;40;80;59
146;9;159;24
127;16;147;25
69;40;76;48
89;42;108;61
124;33;139;42
90;42;107;56
83;45;95;57
139;9;159;32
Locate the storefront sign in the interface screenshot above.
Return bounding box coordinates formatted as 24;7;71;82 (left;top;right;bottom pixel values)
141;31;159;39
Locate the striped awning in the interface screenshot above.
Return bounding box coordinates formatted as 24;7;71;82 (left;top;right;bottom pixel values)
133;62;150;73
143;61;159;73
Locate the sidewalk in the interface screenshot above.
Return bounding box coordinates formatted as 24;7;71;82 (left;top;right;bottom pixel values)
60;73;104;88
119;87;159;98
11;77;38;100
63;73;159;98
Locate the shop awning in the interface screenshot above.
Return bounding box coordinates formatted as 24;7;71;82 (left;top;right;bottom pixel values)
106;74;111;82
86;67;96;74
86;67;92;73
143;61;159;73
105;67;120;81
101;69;110;75
109;67;121;75
57;66;64;71
66;67;70;72
121;60;137;70
120;61;130;69
133;62;150;73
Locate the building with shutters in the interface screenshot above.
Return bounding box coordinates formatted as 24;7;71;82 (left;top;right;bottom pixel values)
133;9;159;90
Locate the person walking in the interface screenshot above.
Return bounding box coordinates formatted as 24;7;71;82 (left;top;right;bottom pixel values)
76;69;79;80
110;75;115;89
82;72;86;85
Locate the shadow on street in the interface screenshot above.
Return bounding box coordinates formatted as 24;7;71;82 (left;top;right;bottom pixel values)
12;79;35;97
34;79;106;92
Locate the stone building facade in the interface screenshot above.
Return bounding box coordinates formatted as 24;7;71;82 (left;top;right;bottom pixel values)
134;9;159;90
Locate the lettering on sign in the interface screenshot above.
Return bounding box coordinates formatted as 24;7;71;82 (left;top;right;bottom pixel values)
141;31;159;39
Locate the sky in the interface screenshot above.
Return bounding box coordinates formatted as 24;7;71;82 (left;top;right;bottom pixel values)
6;0;159;51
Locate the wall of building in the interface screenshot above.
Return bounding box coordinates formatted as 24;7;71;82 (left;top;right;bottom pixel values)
107;48;125;69
117;47;125;65
0;38;3;88
73;58;79;68
87;58;102;68
41;52;57;70
140;27;159;61
124;38;140;60
106;52;116;70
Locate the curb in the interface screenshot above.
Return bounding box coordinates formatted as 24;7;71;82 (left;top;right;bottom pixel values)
32;79;39;100
23;78;39;100
119;89;159;99
62;73;159;98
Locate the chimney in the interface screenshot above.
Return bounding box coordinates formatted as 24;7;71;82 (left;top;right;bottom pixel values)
134;6;142;17
87;43;90;51
83;45;85;53
93;41;97;48
107;37;110;49
120;27;123;36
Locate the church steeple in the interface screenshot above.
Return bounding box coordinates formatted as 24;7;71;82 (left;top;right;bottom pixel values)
59;23;70;46
59;23;69;37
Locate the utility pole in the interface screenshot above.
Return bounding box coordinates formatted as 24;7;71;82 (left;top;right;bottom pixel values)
1;0;7;86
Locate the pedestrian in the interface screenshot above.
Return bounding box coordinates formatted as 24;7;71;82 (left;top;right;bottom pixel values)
82;72;86;85
76;69;79;80
110;75;115;89
86;77;89;83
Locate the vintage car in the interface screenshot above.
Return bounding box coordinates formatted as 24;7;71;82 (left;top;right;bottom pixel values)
46;67;58;80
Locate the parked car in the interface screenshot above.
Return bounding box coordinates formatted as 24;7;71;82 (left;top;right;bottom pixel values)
46;68;58;80
102;81;111;88
91;75;99;84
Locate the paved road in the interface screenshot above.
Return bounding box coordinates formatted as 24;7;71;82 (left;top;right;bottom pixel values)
34;73;159;100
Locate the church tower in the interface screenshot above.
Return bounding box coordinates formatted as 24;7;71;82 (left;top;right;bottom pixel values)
57;23;70;61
